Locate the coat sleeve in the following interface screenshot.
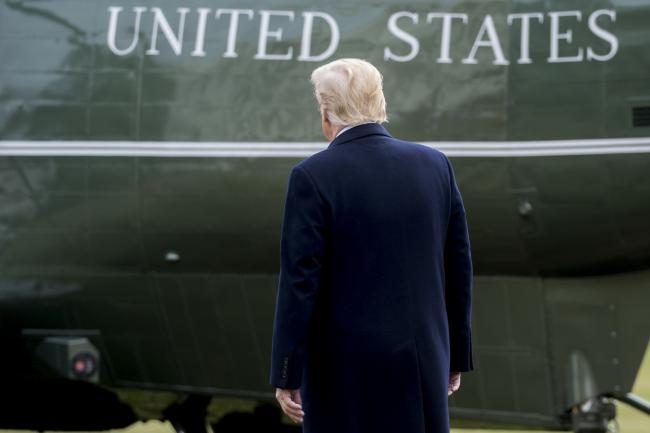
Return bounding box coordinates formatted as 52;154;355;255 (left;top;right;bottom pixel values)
443;155;475;373
269;165;328;389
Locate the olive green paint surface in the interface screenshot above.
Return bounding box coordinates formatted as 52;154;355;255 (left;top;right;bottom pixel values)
0;0;649;430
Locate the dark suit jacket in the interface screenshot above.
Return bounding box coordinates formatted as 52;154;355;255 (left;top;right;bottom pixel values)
269;122;474;433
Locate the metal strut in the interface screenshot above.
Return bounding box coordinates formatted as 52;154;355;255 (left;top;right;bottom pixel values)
604;392;650;416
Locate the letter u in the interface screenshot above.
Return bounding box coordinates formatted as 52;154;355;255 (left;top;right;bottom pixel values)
107;6;147;56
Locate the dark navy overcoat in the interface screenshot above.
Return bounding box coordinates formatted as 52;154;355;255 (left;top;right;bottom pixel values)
269;122;474;433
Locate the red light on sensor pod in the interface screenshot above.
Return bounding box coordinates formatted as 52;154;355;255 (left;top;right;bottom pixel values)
71;352;97;379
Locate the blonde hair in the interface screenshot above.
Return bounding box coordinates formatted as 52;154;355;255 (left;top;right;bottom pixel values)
310;58;388;127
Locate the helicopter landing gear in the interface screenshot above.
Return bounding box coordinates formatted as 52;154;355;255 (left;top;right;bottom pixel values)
570;395;617;433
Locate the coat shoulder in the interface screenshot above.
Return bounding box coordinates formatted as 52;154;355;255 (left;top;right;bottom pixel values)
292;136;451;182
291;147;336;177
392;137;449;164
297;146;333;164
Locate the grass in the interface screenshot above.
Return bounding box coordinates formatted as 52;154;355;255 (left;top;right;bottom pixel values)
614;341;650;433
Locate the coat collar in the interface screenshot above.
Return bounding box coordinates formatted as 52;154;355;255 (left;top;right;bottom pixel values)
327;122;392;149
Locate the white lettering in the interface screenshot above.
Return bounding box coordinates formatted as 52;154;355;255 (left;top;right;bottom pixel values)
254;10;295;61
427;13;468;63
384;12;420;62
146;7;190;55
462;15;508;65
216;9;254;58
105;7;621;65
547;11;584;63
191;8;211;57
298;12;340;62
587;9;618;61
107;6;146;56
507;13;544;64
